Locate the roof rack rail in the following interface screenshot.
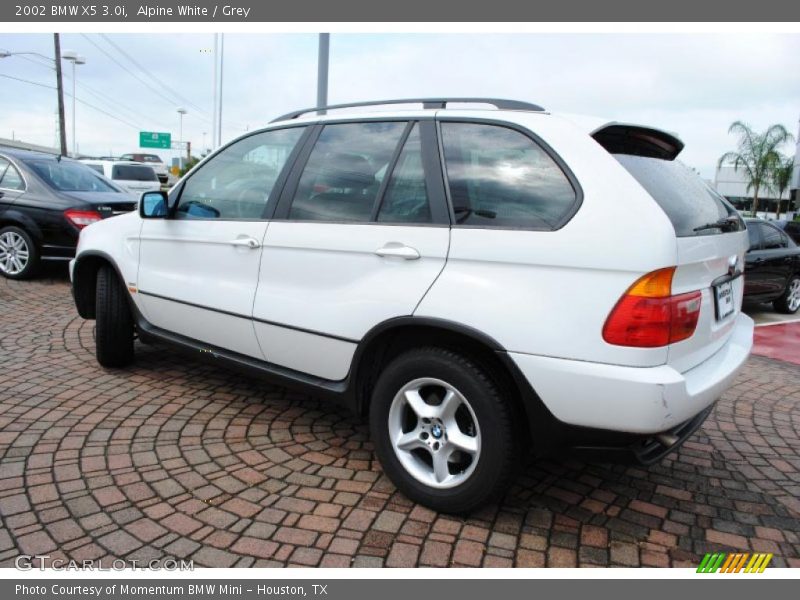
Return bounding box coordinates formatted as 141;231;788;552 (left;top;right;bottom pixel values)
271;97;545;123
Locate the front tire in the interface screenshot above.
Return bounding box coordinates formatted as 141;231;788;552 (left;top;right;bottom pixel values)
369;347;519;513
774;275;800;314
0;226;39;280
95;265;135;367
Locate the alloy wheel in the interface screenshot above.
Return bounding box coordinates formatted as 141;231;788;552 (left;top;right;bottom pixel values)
0;231;30;276
387;377;481;489
788;278;800;312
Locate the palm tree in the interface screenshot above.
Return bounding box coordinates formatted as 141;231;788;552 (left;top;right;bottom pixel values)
718;121;793;217
770;156;795;219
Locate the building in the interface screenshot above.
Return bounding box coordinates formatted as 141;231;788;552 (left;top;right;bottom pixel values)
714;165;791;213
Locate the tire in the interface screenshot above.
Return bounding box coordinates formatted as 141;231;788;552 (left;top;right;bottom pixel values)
95;265;135;367
0;226;39;280
773;274;800;314
369;347;519;513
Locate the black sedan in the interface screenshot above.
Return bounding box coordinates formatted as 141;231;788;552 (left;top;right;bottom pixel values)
771;219;800;245
744;217;800;313
0;148;138;279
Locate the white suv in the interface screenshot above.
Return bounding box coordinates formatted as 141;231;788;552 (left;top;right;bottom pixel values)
80;159;161;195
70;98;753;512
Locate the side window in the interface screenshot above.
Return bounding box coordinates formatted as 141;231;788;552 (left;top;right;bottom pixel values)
176;127;305;220
762;224;787;249
288;122;406;222
0;158;24;191
747;224;762;251
441;122;577;229
377;125;431;223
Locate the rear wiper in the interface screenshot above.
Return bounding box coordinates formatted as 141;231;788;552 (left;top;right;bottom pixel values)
693;216;741;233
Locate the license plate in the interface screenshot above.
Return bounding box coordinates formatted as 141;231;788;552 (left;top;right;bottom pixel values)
714;280;735;321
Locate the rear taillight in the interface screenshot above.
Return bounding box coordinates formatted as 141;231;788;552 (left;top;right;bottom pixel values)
64;209;102;230
603;267;701;347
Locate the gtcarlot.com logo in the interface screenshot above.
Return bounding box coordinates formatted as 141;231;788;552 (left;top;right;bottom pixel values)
697;552;773;573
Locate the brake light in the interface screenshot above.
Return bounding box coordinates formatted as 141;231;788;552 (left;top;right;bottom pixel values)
603;267;702;347
64;209;102;229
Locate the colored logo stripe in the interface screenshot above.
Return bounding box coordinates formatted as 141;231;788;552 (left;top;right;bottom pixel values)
697;552;773;573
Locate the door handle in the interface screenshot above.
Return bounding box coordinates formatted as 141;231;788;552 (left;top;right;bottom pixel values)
375;242;420;260
228;236;261;249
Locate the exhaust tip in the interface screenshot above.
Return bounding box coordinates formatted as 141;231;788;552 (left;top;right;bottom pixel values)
656;433;680;448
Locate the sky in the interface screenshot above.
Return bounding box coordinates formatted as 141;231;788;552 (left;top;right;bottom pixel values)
0;32;798;179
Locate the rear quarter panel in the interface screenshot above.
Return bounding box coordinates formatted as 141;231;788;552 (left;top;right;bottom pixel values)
416;111;678;367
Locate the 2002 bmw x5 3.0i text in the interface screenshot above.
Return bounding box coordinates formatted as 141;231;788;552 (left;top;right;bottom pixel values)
70;98;754;513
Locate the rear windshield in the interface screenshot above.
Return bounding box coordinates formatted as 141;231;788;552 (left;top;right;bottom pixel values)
614;154;744;237
26;159;118;193
112;165;158;181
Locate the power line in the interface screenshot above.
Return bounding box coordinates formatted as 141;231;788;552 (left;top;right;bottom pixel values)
0;73;141;130
79;33;203;117
0;73;55;90
99;33;211;119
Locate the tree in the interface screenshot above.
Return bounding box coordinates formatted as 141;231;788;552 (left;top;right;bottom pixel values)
718;121;793;217
770;155;795;219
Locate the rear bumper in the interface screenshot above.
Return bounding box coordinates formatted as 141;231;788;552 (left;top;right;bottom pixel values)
509;312;754;435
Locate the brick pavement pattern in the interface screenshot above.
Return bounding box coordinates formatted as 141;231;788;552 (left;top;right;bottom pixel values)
1;269;799;568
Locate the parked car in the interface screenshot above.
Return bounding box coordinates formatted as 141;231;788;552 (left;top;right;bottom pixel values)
771;219;800;245
743;218;800;313
118;153;169;185
70;98;753;512
79;160;161;195
0;148;137;279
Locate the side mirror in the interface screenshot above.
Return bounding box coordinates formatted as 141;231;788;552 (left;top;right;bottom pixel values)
140;191;169;218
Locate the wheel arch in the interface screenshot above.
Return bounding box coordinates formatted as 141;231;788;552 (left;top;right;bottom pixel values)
72;251;129;319
0;210;44;244
349;317;562;452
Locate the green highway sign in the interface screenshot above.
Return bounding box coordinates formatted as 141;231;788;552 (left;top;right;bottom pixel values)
139;131;171;149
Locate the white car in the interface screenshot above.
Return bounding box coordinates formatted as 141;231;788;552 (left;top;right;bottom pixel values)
70;98;753;512
80;159;161;195
119;153;170;185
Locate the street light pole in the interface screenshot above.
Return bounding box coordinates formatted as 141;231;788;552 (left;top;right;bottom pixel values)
177;107;187;168
62;50;85;157
0;44;67;155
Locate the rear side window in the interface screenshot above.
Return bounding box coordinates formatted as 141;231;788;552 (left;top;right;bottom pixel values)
289;122;406;222
377;124;430;223
747;224;762;250
440;122;577;229
0;158;24;191
761;223;789;249
614;155;744;237
112;165;158;181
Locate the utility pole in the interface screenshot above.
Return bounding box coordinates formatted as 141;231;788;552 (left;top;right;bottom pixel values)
317;33;329;114
216;33;224;147
53;34;67;156
212;34;218;149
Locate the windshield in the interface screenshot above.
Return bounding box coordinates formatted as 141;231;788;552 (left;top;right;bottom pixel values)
113;165;158;181
614;155;744;237
25;159;120;193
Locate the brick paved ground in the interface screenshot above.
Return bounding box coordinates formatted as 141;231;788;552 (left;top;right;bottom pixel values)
1;267;799;568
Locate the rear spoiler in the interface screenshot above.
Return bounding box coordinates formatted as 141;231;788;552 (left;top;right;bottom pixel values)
591;123;684;161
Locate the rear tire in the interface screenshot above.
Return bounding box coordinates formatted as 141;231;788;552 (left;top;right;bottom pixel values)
0;226;39;280
95;265;135;367
773;275;800;314
369;347;519;513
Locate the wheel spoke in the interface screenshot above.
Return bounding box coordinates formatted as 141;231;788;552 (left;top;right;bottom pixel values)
403;389;438;419
396;429;425;451
438;389;461;421
448;429;478;455
432;450;451;483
